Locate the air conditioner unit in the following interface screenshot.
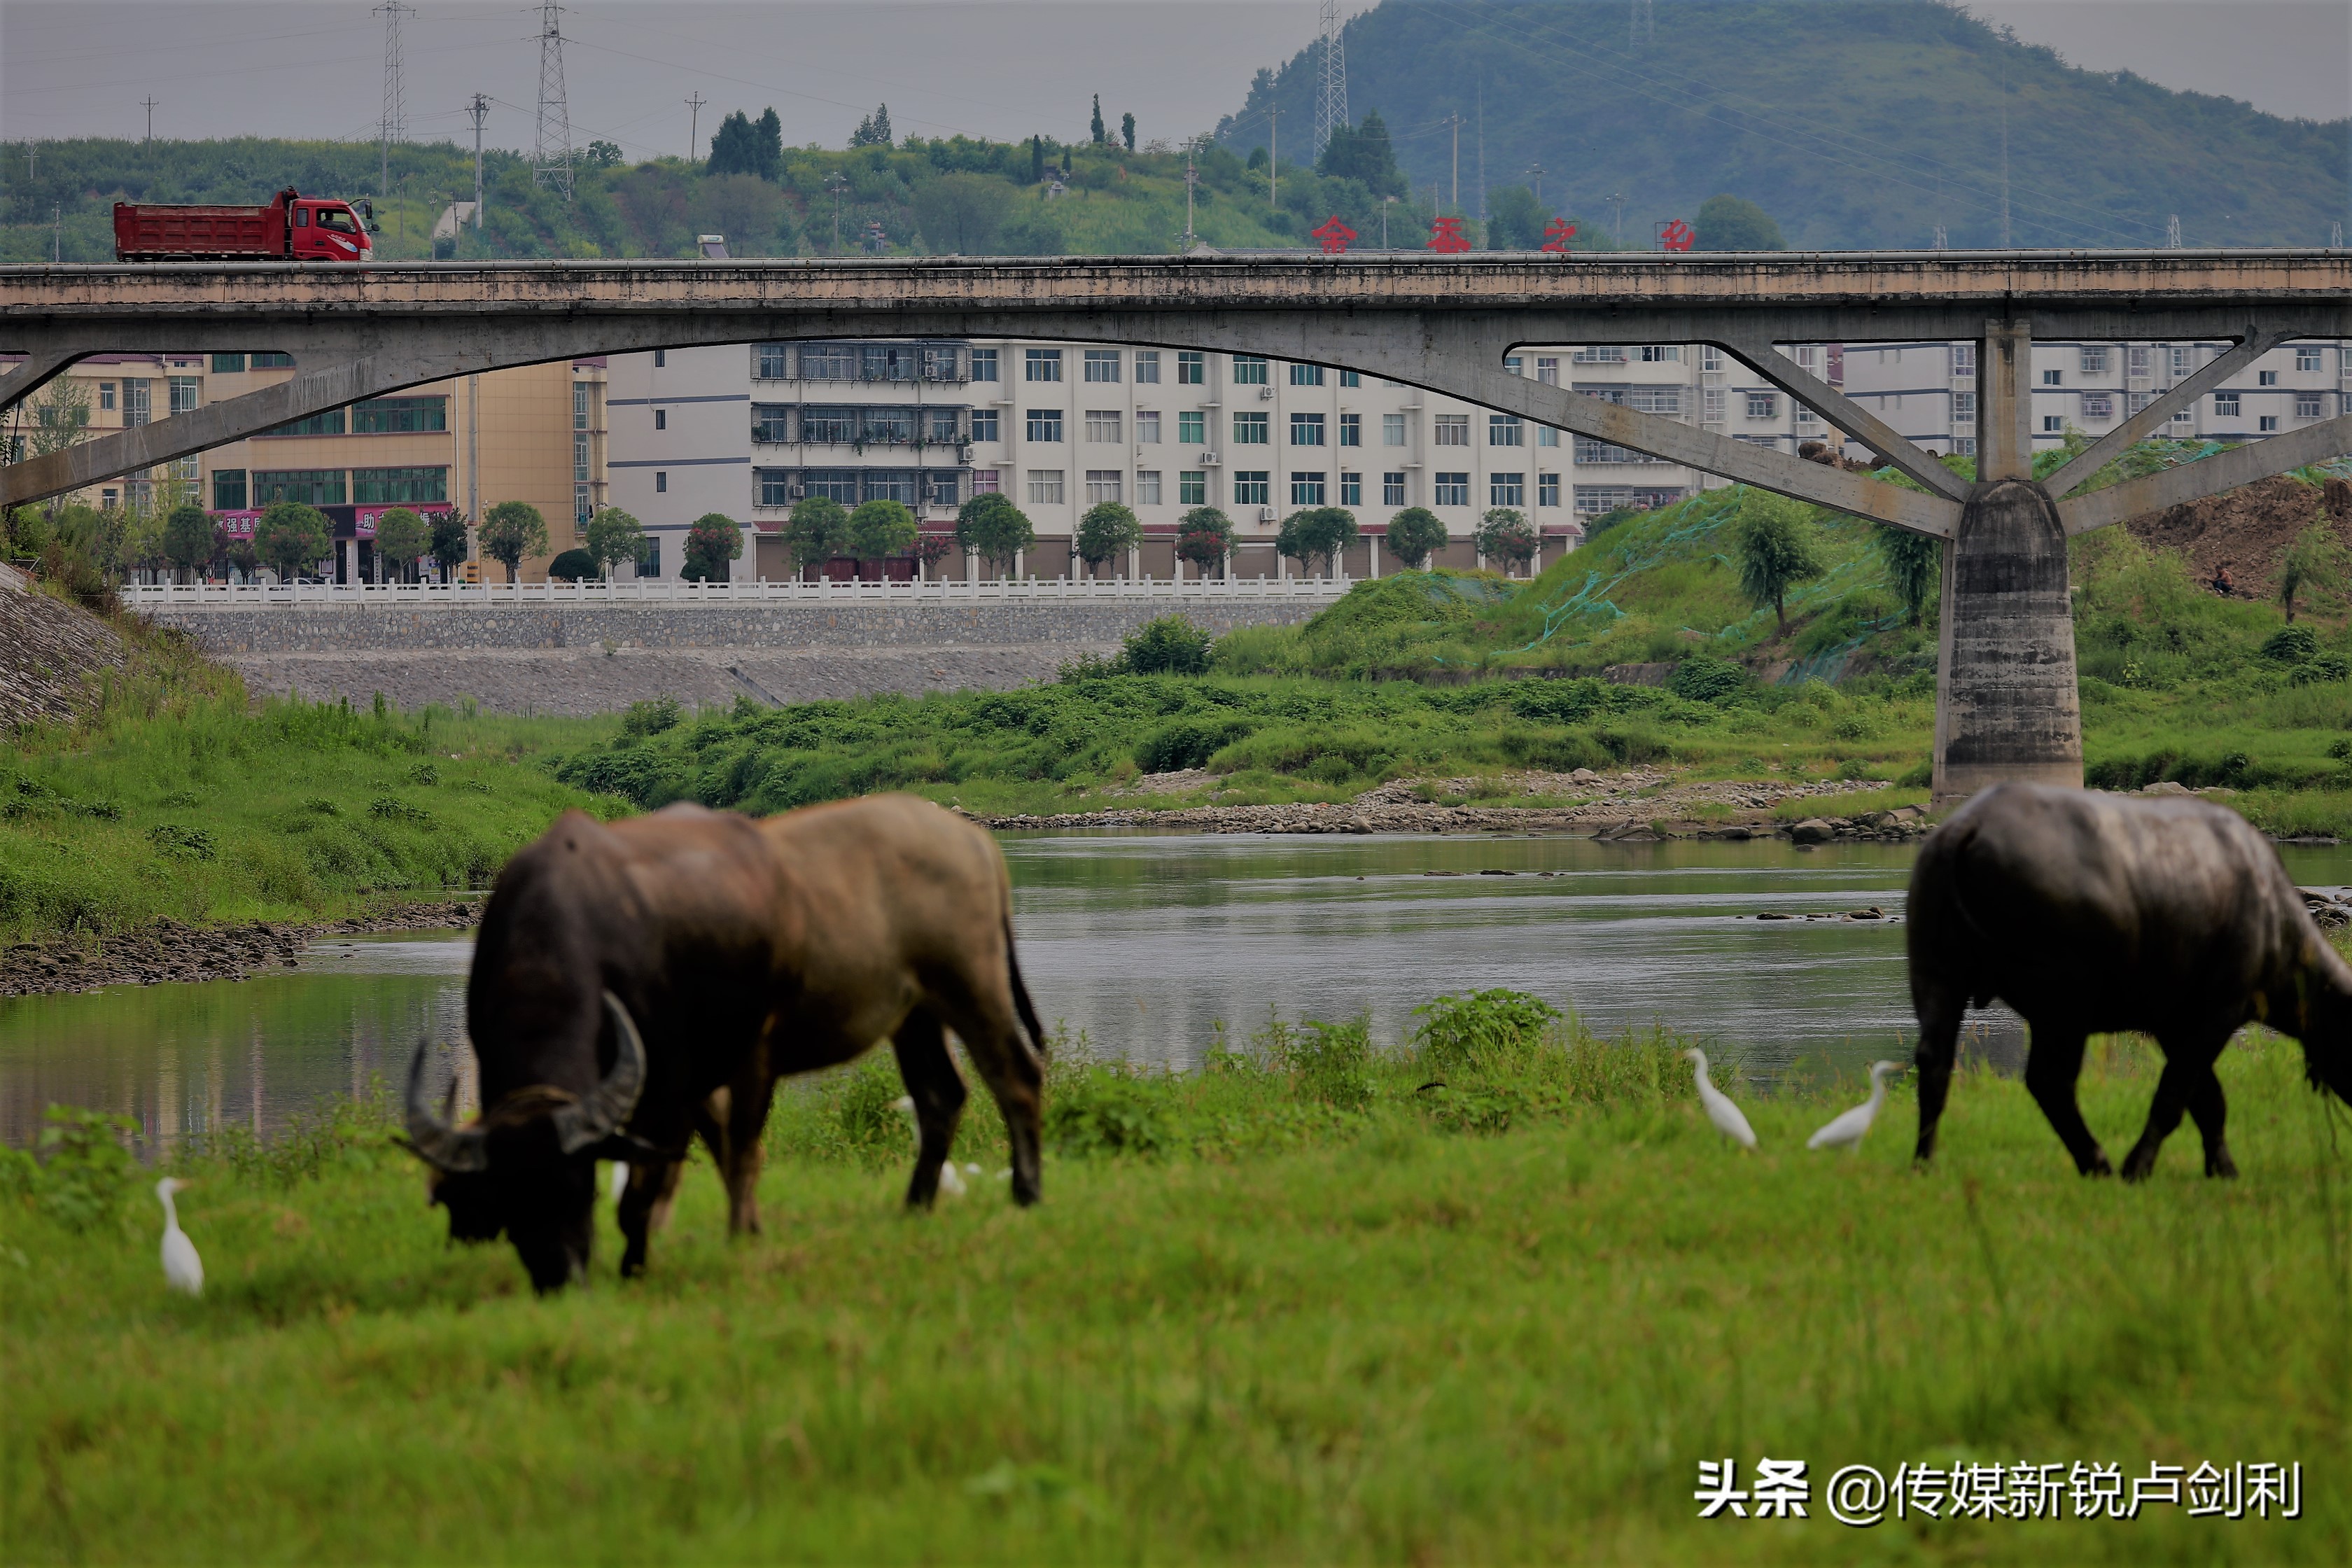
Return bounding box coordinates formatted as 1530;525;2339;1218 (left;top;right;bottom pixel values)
1258;506;1277;522
1198;452;1220;466
1258;386;1275;400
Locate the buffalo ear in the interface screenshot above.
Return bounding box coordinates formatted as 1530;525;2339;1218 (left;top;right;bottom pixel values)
582;1131;676;1163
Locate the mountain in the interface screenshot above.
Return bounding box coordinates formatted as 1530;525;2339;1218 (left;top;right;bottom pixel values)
1217;0;2348;249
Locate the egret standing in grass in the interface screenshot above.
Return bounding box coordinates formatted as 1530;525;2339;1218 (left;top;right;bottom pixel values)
1807;1060;1905;1151
155;1177;203;1297
1684;1049;1758;1149
892;1095;968;1197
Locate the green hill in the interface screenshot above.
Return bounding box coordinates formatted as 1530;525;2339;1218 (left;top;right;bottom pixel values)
1220;0;2348;249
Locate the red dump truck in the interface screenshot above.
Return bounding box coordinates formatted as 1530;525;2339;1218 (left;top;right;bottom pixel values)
113;188;377;262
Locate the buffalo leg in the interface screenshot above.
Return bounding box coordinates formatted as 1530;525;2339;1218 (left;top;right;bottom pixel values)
2024;1027;2112;1177
1911;981;1966;1165
618;1158;685;1279
719;1070;778;1235
2175;1032;2238;1179
892;1008;969;1210
939;982;1044;1208
2120;1051;2191;1183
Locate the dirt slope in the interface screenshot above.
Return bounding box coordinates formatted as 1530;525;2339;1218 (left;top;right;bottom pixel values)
2123;473;2348;599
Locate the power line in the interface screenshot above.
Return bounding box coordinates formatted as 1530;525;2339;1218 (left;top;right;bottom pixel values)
532;1;572;200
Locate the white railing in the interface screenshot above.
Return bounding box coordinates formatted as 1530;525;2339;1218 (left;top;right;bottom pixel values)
122;573;1359;609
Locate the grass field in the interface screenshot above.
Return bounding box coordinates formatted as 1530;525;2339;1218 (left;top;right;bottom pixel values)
4;1009;2345;1564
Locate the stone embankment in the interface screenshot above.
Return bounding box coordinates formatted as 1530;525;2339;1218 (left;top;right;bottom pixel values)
0;901;477;998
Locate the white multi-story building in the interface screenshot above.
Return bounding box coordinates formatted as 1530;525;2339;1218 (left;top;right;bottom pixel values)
604;337;1838;581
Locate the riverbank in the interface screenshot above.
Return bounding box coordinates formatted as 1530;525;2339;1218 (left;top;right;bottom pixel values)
0;899;477;998
4;1017;2342;1562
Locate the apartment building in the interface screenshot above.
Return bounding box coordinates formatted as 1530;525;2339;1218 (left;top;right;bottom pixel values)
1;353;607;582
1836;337;2352;458
606;338;1833;581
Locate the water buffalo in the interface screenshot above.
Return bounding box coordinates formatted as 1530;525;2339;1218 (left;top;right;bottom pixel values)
1908;783;2352;1178
403;793;1046;1291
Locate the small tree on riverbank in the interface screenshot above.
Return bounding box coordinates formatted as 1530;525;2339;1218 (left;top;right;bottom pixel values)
955;492;1035;578
254;501;330;584
1175;506;1235;578
1278;506;1357;577
1075;502;1142;578
428;510;471;584
682;514;744;582
1385;507;1448;570
373;507;429;583
847;498;918;578
1733;490;1825;636
1876;521;1941;626
2278;519;2349;624
478;501;548;584
162;503;216;584
583;507;644;579
783;496;849;578
1475;507;1538;575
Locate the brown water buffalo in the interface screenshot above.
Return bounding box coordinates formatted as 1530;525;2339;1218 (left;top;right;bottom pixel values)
1907;783;2352;1178
403;793;1046;1291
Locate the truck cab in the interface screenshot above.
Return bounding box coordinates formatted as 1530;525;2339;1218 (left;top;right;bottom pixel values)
291;197;374;262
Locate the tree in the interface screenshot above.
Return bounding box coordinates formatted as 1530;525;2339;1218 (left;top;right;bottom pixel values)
783;494;850;578
682;513;744;582
1030;134;1046;185
1695;193;1786;251
708;108;783;180
1121;112;1136;153
161;501;215;584
253;500;331;584
1385;506;1449;570
547;548;598;582
477;500;549;583
1476;507;1539;575
1074;501;1142;577
1733;491;1826;634
1091;95;1107;146
373;506;430;582
584;506;645;578
850;104;893;148
846;498;918;575
690;174;787;255
1485;185;1546;250
25;378;92;461
954;491;1034;578
2278;519;2351;624
1175;505;1236;577
1121;615;1214;676
429;509;472;583
1876;522;1942;626
1276;506;1358;576
582;140;624;169
913;173;1010;255
1316;109;1406;197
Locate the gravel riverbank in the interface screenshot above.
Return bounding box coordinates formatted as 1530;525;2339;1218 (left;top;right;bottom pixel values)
1;900;479;999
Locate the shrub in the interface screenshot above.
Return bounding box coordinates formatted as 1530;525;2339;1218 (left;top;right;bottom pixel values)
547;548;598;582
1135;715;1253;773
1121;616;1214;676
846;498;918;566
1474;507;1538;574
146;824;216;861
1413;989;1562;1077
2292;653;2351;686
1259;1012;1376;1111
32;1106;137;1232
1667;656;1747;703
368;796;433;825
682;513;743;582
1175;507;1236;574
1045;1065;1172;1156
621;696;682;738
2262;625;2319;662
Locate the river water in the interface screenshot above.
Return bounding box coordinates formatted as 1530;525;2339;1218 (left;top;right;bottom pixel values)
9;833;2348;1152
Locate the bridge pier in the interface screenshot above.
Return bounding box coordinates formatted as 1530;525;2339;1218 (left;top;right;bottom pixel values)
1931;479;2082;803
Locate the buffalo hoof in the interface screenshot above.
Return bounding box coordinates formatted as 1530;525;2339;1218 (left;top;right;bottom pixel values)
2206;1149;2240;1180
2082;1150;2116;1179
2120;1152;2155;1184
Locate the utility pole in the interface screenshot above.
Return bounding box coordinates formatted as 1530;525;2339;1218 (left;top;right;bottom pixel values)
141;97;158;144
468;94;489;234
53;204;61;264
1448;112;1460;211
1606;190;1625;247
1181;139;1200;250
1526;162;1544;204
1476;83;1486;225
1381;193;1396;248
826;172;848;253
1998;65;2011;248
533;1;574;200
685;92;707;162
1268;101;1279;214
24;143;34;181
374;2;412;200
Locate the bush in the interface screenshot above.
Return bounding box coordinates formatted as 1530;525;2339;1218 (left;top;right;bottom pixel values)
1259;1012;1376;1111
1412;989;1563;1077
31;1106;137;1232
1121;616;1214;676
2262;625;2319;663
146;823;216;861
2292;653;2351;686
682;513;743;582
1045;1065;1172;1156
1385;507;1448;570
620;696;682;738
1135;715;1253;773
547;548;598;582
1667;656;1747;704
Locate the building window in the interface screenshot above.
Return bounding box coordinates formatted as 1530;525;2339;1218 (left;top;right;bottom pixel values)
970;408;1000;442
1233;470;1270;506
1084;470;1124;503
1136;470;1162;505
2041;369;2064;386
1491;472;1525;507
864;470;918;505
2169;346;2192;375
574;384;592;430
1179;471;1205;505
1231;355;1269;386
1572;346;1627;364
861;345;916;383
1628;387;1679;414
973;469;1002;494
1640;346;1679;363
252;468;346;505
1338;413;1362;447
211;353;246;374
1538;472;1560;507
1382;472;1406;505
122;382;151;425
800;407;855;444
755;344;790;379
1133;351;1161;384
654;350;666;368
1489;414;1523;446
574;435;590;482
1340;370;1361;388
1434;471;1471;507
927;408;962;444
2172;407;2195;424
1536;426;1560;447
804;469;860;503
1084;410;1123;442
1744;391;1778;419
1027;409;1065;442
212;470;246;510
1027;469;1065;503
1952;438;1977;456
655;472;667;493
1574;487;1630;516
1575;438;1665;465
654;408;668;431
1954;392;1977;423
638;538;662;577
927;471;960;507
1951;344;1976;377
1535;356;1560;386
1025;349;1063;383
1084;349;1121;383
2042;415;2064;433
1289;412;1326;446
1504;356;1523;377
2294;346;2322;372
2127;346;2152;377
265;408;345;438
1700;346;1723;372
1233;412;1269;445
920;344;960;382
970;348;1000;382
1289;363;1324;386
1177;351;1205;385
1434;414;1470;446
2258;370;2279;387
351;396;448;433
2079;347;2110;374
2297;392;2324;419
798;344;855;381
1290;472;1326;505
2213;393;2241;417
1382;413;1407;447
757;470;793;507
168;377;200;416
2079;394;2113;420
1177;411;1206;444
1793;346;1821;374
1135;411;1161;444
2260;415;2280;433
247;351;293;369
1336;471;1361;506
1702;387;1727;422
572;484;592;526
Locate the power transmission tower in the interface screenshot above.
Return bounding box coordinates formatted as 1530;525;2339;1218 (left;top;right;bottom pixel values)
374;2;412;199
141;97;158;144
685;92;707;162
1448;112;1461;210
2166;214;2182;248
468;94;489;237
1313;0;1349;160
1630;0;1654;46
1933;223;1947;250
533;2;574;200
1526;162;1544;204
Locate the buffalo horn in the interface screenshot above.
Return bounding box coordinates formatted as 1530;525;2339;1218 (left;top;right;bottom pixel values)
402;1037;489;1172
552;991;650;1155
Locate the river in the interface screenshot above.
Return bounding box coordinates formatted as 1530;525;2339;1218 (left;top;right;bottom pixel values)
8;833;2348;1151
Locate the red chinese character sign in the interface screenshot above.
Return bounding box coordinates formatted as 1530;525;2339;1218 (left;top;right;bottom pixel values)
1539;217;1578;253
1658;218;1695;252
1310;215;1357;255
1427;216;1471;254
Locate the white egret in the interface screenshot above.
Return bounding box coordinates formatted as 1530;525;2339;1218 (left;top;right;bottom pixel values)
892;1095;966;1198
607;1161;629;1205
1807;1060;1906;1151
155;1177;204;1297
1684;1049;1758;1149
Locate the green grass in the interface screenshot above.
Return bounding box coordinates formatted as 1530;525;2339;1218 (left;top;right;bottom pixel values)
4;1010;2345;1563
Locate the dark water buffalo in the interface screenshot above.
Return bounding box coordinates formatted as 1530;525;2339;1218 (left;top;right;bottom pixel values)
404;793;1047;1291
1908;783;2352;1178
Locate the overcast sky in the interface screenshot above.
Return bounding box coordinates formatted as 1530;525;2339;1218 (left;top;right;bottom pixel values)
3;1;2344;155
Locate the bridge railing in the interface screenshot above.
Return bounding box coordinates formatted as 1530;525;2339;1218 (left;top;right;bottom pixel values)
119;573;1360;609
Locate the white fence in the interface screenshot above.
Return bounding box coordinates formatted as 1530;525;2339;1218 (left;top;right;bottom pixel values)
122;573;1360;609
